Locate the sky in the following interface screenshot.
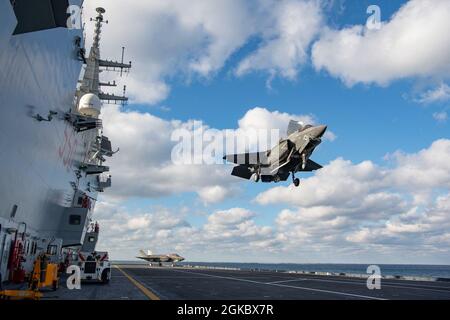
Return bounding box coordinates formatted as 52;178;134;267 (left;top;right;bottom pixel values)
83;0;450;264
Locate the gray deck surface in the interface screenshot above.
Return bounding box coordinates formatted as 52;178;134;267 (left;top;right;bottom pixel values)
46;265;450;300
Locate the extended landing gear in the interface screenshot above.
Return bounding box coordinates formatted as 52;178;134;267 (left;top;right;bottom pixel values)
292;173;300;187
253;167;261;182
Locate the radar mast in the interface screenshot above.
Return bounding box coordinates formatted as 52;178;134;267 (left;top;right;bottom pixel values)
77;7;132;107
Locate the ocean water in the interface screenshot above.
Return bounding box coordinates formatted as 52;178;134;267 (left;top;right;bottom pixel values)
114;260;450;279
178;262;450;279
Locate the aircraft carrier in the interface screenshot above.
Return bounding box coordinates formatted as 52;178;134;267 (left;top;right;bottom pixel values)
0;1;129;291
45;264;450;300
1;2;450;302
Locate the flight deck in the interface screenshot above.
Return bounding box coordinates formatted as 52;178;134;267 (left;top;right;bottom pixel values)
51;264;450;300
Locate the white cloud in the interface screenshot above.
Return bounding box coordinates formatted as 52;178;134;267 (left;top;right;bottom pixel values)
236;107;336;147
323;130;337;142
433;111;448;123
99;104;237;201
234;107;316;152
312;0;450;86
78;1;450;262
200;208;277;250
197;185;235;205
95;139;450;263
126;216;150;230
207;208;255;226
253;139;450;261
386;139;450;191
258;140;450;209
83;0;450;107
236;0;323;80
84;0;327;104
95;204;279;260
238;107;315;133
84;0;257;104
346;193;450;246
100;105;327;202
416;83;450;104
256;158;387;208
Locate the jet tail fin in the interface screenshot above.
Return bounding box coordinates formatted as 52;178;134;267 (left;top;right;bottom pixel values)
287;120;304;136
231;165;253;180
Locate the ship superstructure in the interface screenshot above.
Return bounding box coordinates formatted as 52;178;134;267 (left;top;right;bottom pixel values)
0;1;129;285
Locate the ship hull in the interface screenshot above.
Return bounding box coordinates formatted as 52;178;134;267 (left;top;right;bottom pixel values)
0;1;97;282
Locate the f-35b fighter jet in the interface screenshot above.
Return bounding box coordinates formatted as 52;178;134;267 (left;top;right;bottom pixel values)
223;121;327;187
137;250;185;266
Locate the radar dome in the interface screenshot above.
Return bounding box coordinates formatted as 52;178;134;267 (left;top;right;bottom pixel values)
78;93;101;117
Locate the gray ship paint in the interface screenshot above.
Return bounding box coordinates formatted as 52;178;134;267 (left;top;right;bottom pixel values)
0;3;126;283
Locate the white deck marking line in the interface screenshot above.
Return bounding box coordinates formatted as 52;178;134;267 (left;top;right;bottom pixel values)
170;269;386;300
363;280;450;291
291;276;450;293
266;279;308;284
380;282;450;291
296;274;450;290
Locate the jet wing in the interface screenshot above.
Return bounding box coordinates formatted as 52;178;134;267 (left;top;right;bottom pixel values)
137;256;157;262
223;151;269;166
298;159;323;172
137;256;163;262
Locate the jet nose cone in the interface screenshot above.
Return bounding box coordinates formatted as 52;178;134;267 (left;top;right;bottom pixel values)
315;125;327;138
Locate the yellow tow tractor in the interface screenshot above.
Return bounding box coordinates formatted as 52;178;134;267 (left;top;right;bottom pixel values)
0;254;60;300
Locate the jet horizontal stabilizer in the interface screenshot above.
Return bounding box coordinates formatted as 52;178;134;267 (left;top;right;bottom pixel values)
231;165;253;180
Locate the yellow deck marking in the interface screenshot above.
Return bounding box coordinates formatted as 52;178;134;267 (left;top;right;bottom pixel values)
115;266;160;300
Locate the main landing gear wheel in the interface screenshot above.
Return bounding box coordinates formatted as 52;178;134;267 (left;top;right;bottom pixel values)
292;172;300;187
253;173;260;182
